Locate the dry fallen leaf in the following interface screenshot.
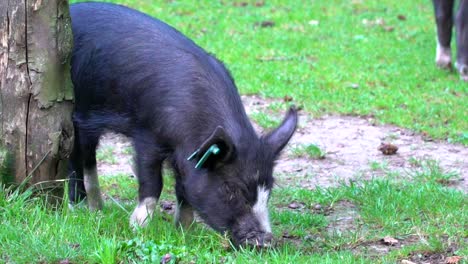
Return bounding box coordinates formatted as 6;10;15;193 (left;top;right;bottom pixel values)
233;2;248;7
260;21;275;28
161;201;173;211
254;1;265;7
378;143;398;155
401;260;416;264
283;95;293;102
446;256;463;264
382;236;399;246
288;202;302;209
397;14;407;21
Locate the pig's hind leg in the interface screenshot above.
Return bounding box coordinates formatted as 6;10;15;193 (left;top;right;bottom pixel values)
130;131;165;227
69;123;104;211
68;123;87;206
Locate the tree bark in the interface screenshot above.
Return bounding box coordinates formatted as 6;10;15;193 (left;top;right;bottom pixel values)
0;0;74;187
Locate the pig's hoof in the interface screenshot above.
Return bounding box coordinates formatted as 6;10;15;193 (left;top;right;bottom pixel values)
456;63;468;82
130;197;157;227
436;45;452;69
436;57;452;69
87;196;104;211
174;204;194;228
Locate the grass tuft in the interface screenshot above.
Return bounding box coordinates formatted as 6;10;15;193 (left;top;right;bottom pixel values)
291;143;326;159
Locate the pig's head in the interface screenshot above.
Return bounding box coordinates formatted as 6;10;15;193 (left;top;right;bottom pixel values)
184;107;298;247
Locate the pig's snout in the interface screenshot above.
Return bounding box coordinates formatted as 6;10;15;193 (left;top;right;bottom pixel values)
232;214;274;248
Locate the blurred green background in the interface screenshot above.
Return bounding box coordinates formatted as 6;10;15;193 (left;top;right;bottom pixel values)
71;0;467;144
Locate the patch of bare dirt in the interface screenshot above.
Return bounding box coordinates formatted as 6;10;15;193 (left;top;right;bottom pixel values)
326;201;360;235
97;133;134;177
242;95;467;192
351;233;462;262
96;95;467;193
401;246;461;264
350;234;422;258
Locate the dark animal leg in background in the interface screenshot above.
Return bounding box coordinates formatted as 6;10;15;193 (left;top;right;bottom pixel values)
455;0;468;80
433;0;455;68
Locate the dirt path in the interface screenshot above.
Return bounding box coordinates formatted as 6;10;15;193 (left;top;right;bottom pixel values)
97;96;467;192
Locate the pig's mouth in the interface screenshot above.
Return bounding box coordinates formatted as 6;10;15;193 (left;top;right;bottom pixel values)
231;229;273;248
230;215;273;248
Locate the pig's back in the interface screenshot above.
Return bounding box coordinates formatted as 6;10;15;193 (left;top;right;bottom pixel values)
70;2;253;143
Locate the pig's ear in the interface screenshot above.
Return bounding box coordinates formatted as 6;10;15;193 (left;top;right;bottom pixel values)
263;107;298;156
193;126;237;168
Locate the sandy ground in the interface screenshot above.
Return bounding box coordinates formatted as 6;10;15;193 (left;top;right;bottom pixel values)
242;96;467;191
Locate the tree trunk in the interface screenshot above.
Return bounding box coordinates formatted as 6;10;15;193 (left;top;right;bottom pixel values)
0;0;74;188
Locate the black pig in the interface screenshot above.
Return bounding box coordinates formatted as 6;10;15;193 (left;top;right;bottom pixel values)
69;2;297;247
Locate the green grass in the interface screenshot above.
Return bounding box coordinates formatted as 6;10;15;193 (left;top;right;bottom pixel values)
250;111;281;129
369;160;389;171
291;143;326;159
101;173;138;201
1;161;466;263
70;0;467;144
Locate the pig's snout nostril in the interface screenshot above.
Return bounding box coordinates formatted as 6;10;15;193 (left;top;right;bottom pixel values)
263;232;273;245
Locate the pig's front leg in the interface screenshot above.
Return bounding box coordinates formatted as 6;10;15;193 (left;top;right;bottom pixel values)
130;132;164;227
455;0;468;81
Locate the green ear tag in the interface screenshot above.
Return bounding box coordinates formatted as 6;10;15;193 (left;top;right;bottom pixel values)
187;144;220;169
